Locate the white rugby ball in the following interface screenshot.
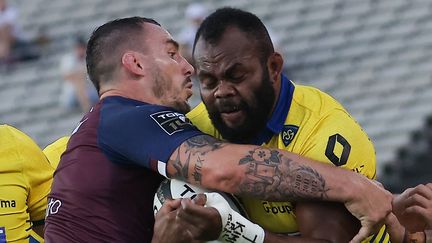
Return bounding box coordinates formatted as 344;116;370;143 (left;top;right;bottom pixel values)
153;179;247;217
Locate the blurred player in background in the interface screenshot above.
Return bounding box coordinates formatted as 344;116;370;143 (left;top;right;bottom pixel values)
59;37;98;113
0;125;53;242
43;16;391;243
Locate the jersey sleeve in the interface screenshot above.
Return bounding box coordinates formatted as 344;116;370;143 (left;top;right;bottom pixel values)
10;127;54;223
187;102;221;138
99;106;204;170
43;136;69;170
300;109;377;179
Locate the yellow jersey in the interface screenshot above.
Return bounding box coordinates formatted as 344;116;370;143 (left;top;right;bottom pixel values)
43;136;69;170
0;125;53;243
187;76;389;242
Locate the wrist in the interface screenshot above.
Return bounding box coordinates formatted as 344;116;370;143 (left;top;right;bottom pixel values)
328;168;360;203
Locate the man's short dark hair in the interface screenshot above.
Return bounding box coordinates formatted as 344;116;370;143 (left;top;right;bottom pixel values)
192;7;274;61
86;17;160;93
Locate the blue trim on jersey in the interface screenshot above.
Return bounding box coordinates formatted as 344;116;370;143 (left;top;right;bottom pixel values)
29;235;40;243
378;225;387;243
0;227;5;243
369;225;387;243
250;74;295;145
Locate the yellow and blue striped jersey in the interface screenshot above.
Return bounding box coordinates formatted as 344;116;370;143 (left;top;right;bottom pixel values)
187;75;388;242
0;125;53;243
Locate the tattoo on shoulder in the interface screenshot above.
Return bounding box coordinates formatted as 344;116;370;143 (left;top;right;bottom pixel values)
238;148;329;200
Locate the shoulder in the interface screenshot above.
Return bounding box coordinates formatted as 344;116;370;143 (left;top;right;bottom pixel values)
0;124;52;177
292;84;345;115
0;125;37;150
101;98;182;127
43;136;69;169
187;102;208;121
186;102;218;136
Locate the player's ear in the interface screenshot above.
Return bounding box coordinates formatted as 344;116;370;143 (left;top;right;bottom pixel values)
266;52;284;83
122;51;145;75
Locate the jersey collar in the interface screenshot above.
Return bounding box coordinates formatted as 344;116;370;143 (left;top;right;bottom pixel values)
250;74;295;145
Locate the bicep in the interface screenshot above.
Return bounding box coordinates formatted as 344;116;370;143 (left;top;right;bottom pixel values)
295;201;360;242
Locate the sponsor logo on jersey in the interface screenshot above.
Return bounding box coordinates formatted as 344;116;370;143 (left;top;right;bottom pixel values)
46;198;62;218
352;164;365;173
0;200;15;208
150;111;193;135
281;125;299;146
262;201;294;214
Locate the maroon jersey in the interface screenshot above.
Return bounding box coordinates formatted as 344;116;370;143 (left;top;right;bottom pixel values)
45;96;202;242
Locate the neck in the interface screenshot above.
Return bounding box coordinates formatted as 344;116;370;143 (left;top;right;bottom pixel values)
99;81;159;105
268;76;282;119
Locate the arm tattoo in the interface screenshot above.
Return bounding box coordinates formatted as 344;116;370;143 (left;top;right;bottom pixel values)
192;156;203;185
170;148;190;179
238;148;329;200
185;135;225;155
169;135;224;181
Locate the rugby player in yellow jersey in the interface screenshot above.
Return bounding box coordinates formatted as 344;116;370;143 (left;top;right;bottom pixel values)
186;7;389;242
0;125;53;243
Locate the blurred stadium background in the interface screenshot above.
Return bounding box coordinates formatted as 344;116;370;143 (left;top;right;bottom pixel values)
1;0;431;192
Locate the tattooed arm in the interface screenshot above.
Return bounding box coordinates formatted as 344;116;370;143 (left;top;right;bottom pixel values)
166;135;392;241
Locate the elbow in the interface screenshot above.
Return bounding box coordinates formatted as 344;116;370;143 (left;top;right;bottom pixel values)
202;165;244;194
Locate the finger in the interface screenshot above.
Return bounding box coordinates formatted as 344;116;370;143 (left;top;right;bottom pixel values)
179;199;215;218
173;216;201;241
411;184;432;201
192;193;207;206
178;201;220;226
175;205;219;240
350;226;371;243
155;199;182;221
401;188;414;199
405;205;431;218
161;198;182;212
405;193;430;209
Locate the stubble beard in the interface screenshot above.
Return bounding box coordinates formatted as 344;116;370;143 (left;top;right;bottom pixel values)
153;71;191;114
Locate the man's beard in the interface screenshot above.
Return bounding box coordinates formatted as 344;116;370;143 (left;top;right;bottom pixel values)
205;69;276;144
169;100;191;114
153;69;191;114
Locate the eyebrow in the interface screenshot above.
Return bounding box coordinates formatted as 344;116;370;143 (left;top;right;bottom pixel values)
166;39;179;49
225;63;243;75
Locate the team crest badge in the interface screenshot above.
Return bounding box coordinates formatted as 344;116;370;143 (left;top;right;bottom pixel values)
281;125;299;147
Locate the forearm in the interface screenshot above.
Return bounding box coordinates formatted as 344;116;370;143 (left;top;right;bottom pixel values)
167;135;364;202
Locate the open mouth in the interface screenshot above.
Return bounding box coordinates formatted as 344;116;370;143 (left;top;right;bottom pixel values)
219;105;241;113
219;105;244;124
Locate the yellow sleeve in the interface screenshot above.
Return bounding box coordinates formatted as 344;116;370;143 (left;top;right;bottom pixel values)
0;125;52;242
300;109;376;179
187;102;221;138
43;136;69;170
14;128;54;223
